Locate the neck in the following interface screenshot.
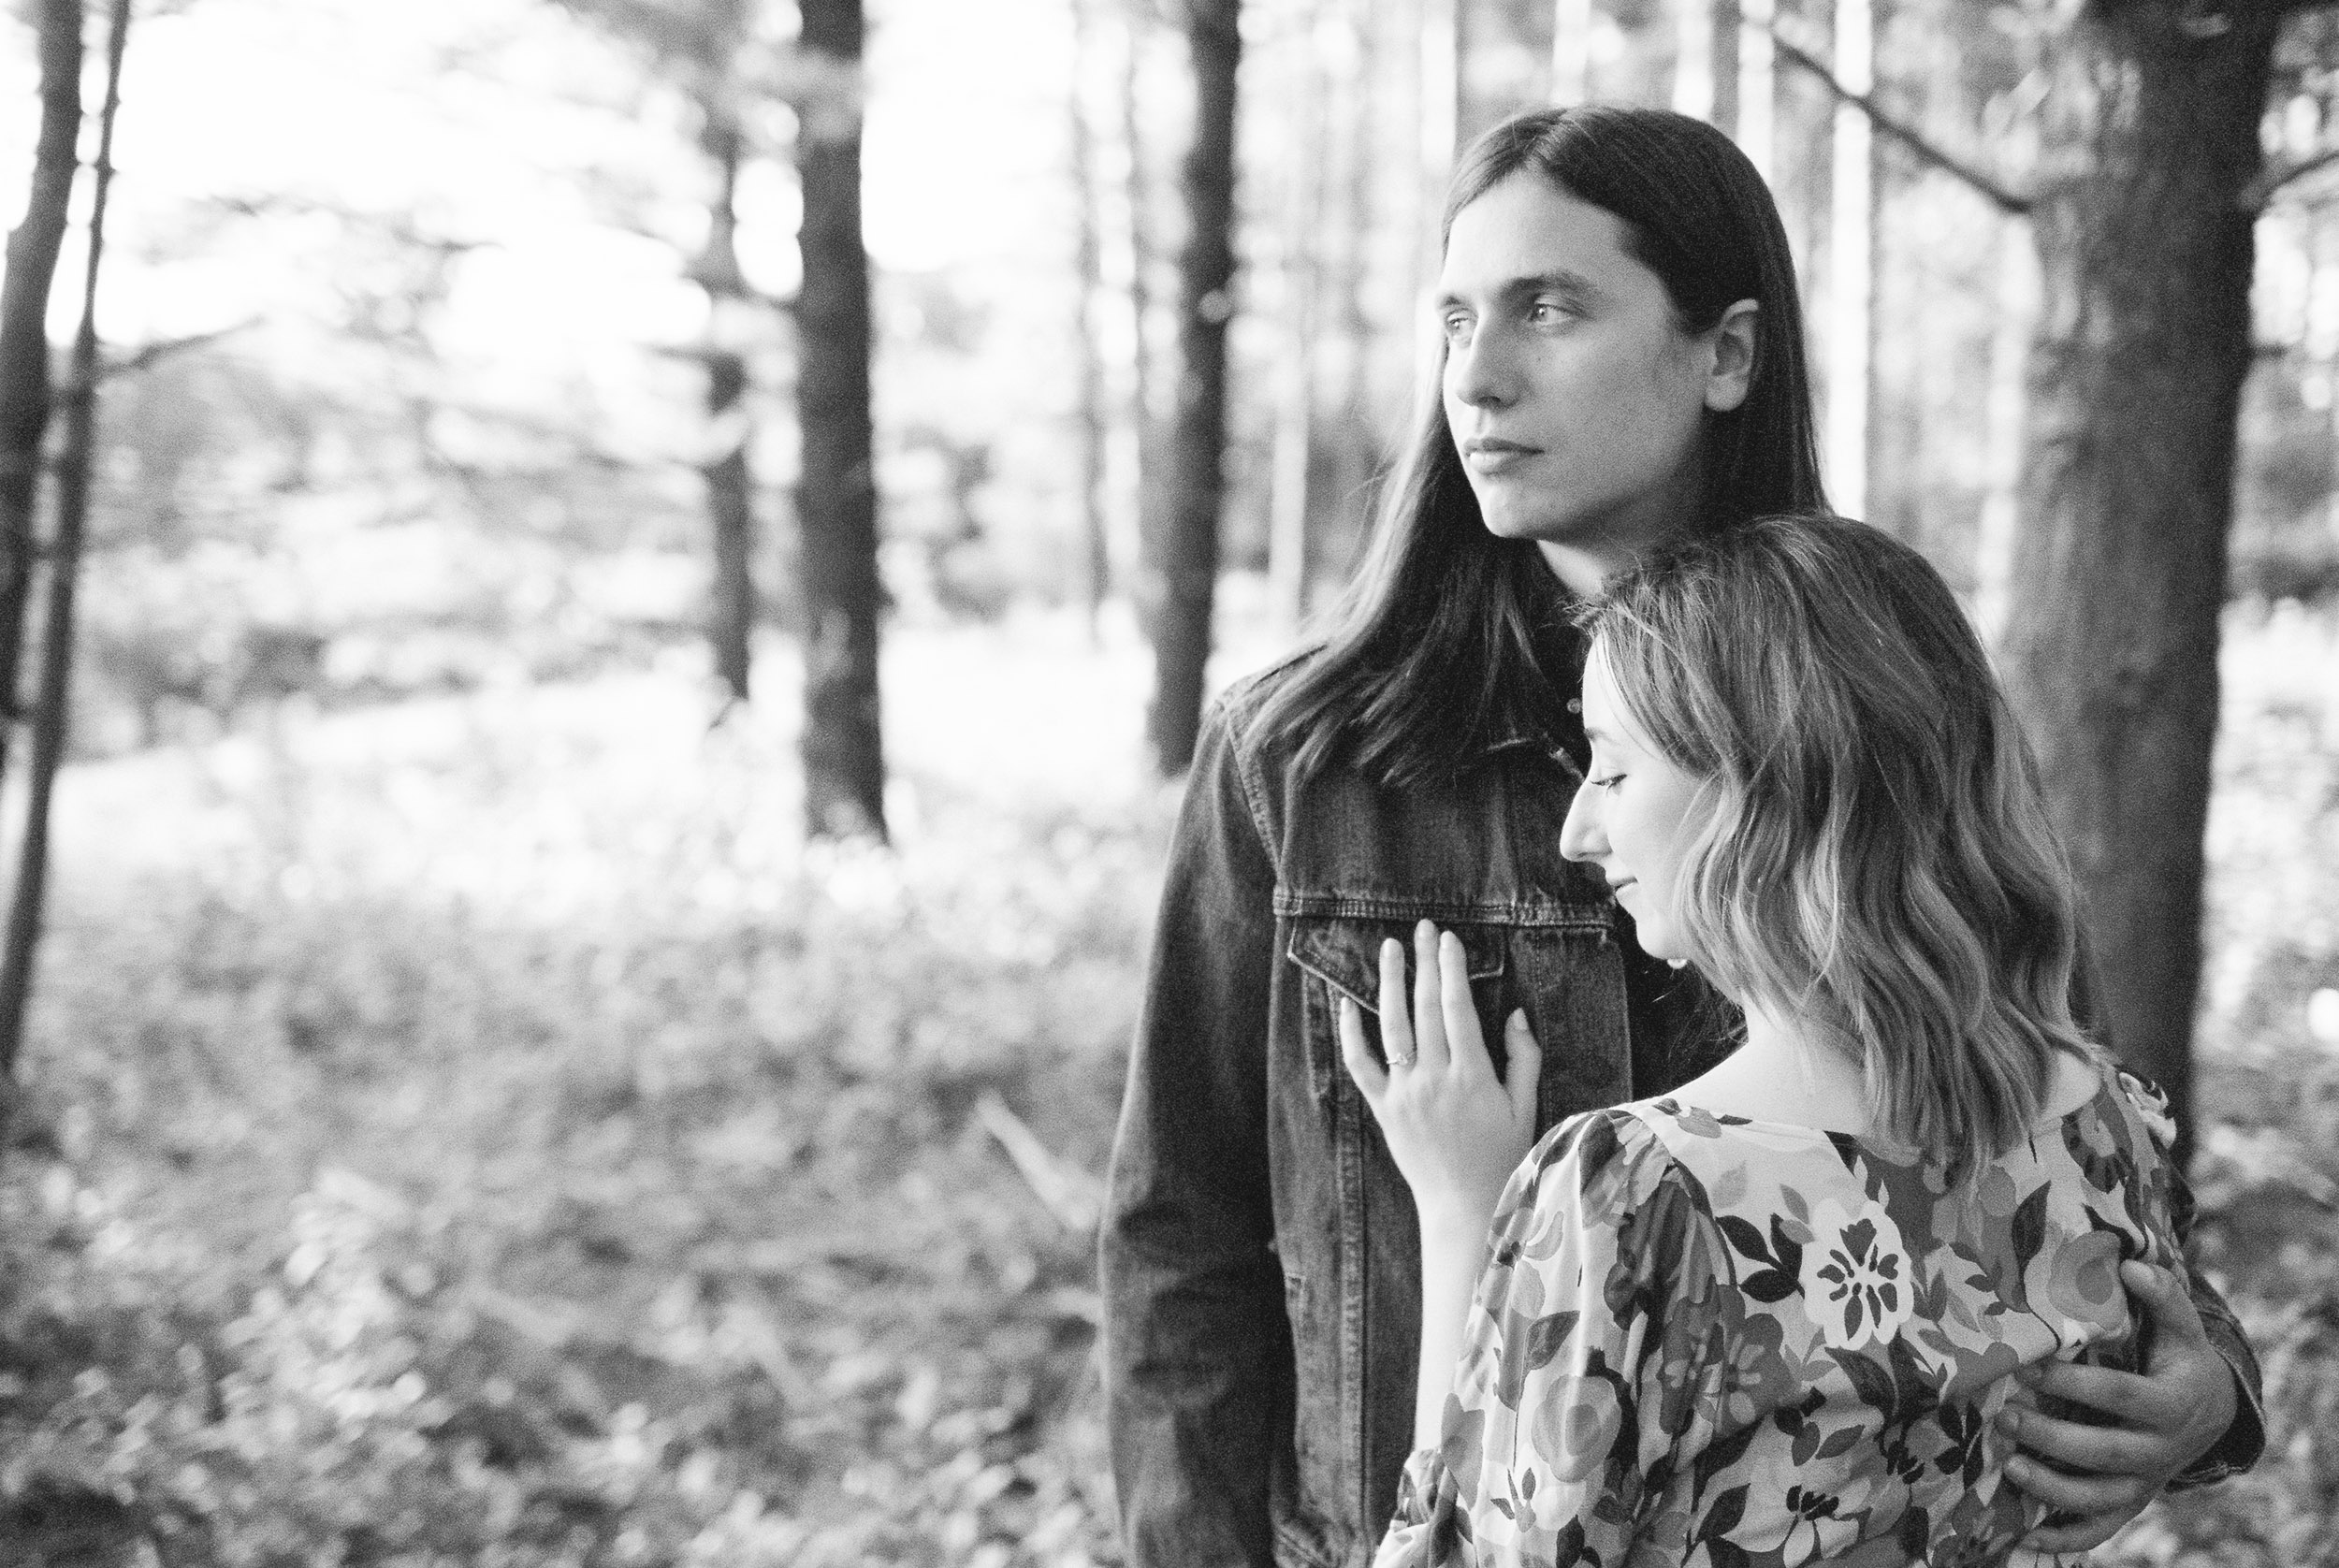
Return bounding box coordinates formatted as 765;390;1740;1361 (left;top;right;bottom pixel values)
1682;994;1872;1131
1530;460;1706;599
1535;537;1644;599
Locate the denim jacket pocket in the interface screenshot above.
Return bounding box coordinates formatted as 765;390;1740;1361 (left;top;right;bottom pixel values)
1286;916;1507;1102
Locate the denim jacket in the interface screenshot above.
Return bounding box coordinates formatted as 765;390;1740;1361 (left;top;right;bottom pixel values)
1099;655;2264;1568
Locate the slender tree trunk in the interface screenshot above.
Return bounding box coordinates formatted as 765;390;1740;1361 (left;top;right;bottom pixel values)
1736;0;1774;178
1269;2;1328;639
1674;0;1714;119
1972;217;2035;644
1709;0;1740;133
1147;0;1242;776
1326;0;1381;587
1124;7;1170;648
2001;0;2282;1151
0;0;129;1125
1823;0;1874;519
0;0;83;785
795;0;886;837
700;117;755;703
1071;0;1111;639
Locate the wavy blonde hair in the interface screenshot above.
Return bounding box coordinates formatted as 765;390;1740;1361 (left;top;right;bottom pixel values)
1576;515;2101;1172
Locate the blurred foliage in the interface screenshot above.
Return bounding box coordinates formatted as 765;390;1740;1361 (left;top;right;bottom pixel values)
1;627;1167;1565
0;607;2327;1563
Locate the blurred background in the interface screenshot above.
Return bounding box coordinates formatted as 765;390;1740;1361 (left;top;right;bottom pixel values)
0;0;2334;1563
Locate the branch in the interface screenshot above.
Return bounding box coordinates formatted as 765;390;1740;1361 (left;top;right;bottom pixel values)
2245;144;2339;212
69;322;254;395
1765;33;2033;217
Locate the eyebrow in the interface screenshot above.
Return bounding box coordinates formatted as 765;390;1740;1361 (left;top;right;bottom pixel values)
1581;722;1622;748
1434;269;1604;312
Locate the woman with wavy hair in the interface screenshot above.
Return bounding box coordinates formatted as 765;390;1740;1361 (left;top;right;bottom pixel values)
1345;515;2216;1566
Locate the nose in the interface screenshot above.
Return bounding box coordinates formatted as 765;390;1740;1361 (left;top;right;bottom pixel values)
1560;777;1604;864
1444;317;1516;411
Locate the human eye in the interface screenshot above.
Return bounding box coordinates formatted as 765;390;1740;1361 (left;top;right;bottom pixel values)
1525;296;1578;327
1440;308;1474;342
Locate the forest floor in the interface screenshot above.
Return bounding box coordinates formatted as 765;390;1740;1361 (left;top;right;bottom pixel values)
0;599;2335;1567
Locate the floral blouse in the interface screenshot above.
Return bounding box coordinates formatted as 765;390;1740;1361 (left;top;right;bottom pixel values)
1378;1067;2188;1568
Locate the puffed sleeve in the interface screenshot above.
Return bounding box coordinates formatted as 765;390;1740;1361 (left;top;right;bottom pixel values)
1375;1111;1726;1568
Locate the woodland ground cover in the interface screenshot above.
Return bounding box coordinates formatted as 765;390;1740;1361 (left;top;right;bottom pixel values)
0;603;2333;1567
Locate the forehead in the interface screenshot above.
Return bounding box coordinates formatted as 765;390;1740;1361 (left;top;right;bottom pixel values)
1578;643;1648;747
1439;174;1651;298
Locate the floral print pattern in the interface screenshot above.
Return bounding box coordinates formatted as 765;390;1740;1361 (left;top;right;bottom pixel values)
1377;1068;2191;1568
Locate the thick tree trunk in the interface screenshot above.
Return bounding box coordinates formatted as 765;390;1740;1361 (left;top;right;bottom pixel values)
795;0;886;837
700;118;754;703
0;0;83;785
1147;0;1242;776
2001;1;2281;1148
0;0;128;1115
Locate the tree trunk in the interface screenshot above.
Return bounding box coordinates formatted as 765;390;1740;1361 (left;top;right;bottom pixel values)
1674;0;1715;119
1124;6;1170;648
1071;0;1111;640
700;116;754;703
2000;0;2282;1151
1823;0;1873;519
1269;2;1329;640
0;0;83;786
1709;0;1740;134
0;0;129;1119
1736;0;1774;178
1147;0;1242;776
795;0;886;838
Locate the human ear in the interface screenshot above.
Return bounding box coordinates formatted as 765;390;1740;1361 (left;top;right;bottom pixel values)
1702;299;1759;414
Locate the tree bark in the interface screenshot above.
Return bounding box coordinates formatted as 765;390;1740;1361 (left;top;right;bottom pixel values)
700;116;755;703
0;0;129;1115
1147;0;1242;776
2000;0;2283;1150
795;0;886;837
0;0;83;785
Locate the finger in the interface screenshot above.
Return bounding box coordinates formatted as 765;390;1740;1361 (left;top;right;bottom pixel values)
2000;1452;2150;1522
2016;1507;2129;1555
1377;938;1415;1067
1412;921;1449;1070
2127;1260;2212;1356
1995;1399;2162;1474
1504;1009;1542;1126
1338;996;1387;1101
2016;1359;2159;1428
1438;930;1489;1079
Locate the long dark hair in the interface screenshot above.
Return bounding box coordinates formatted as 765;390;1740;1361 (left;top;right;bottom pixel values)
1258;107;1826;786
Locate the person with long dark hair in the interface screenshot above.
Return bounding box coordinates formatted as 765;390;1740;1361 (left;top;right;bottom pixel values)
1099;107;2259;1568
